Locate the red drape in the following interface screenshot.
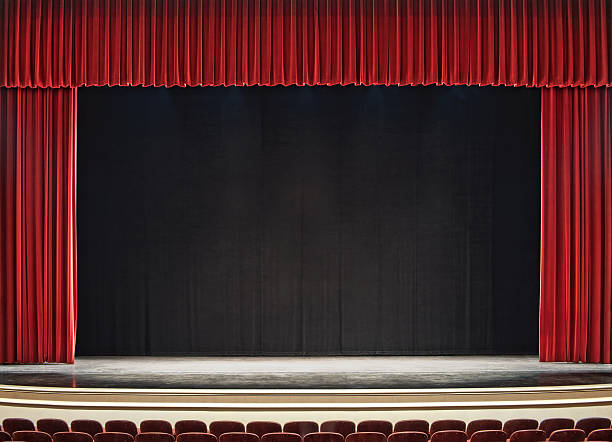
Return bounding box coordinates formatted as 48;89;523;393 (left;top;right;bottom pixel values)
540;86;612;363
0;87;77;363
1;0;611;88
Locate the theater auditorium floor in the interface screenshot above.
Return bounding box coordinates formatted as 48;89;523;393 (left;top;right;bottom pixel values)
1;356;612;389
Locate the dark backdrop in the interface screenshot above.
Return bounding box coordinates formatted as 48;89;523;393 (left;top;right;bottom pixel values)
77;85;540;356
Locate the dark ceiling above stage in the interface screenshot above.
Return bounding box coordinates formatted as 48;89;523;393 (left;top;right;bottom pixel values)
76;85;540;357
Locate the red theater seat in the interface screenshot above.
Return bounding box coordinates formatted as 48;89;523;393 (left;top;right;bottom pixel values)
304;433;345;442
219;433;259;442
140;421;173;435
53;432;95;442
0;431;11;441
209;423;246;438
72;420;104;437
431;422;467;435
176;434;217;442
549;430;586;442
37;420;70;436
576;420;612;436
357;421;393;436
539;420;575;438
508;430;547;442
175;422;208;436
466;421;502;438
105;422;138;438
393;421;429;435
261;433;302;442
469;430;507;442
94;433;135;442
283;422;318;437
246;423;282;438
13;431;53;442
503;421;539;437
2;418;35;435
387;431;429;442
135;433;175;442
430;430;468;442
320;422;356;438
345;432;386;442
588;430;612;441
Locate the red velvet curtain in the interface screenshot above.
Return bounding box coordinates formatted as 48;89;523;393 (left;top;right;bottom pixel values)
540;87;612;363
0;87;77;363
1;0;611;88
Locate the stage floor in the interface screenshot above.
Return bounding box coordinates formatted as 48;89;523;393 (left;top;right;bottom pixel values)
1;356;612;389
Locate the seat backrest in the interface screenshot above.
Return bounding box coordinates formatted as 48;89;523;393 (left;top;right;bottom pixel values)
175;421;208;435
3;418;36;435
320;421;356;438
283;422;318;437
503;420;539;437
304;432;345;442
508;430;547;442
357;421;393;436
37;420;70;436
94;433;135;442
466;421;502;438
540;419;575;438
53;432;94;442
576;419;612;436
430;430;468;442
72;420;104;437
134;433;175;442
176;434;217;442
387;431;429;442
218;433;259;442
246;423;282;438
469;430;507;442
431;422;466;435
549;430;586;442
261;433;302;442
0;431;12;441
393;421;429;435
140;421;173;435
13;431;53;442
209;423;246;438
105;421;138;438
345;432;387;442
587;429;612;441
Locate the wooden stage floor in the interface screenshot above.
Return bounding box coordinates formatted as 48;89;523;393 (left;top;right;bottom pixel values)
1;356;612;389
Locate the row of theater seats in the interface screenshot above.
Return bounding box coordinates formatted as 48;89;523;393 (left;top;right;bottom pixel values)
1;418;612;442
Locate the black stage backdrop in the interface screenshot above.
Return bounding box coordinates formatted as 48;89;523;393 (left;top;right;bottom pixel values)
77;86;540;356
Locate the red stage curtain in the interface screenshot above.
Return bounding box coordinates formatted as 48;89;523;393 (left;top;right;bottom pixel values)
0;87;77;363
0;0;610;88
540;86;612;363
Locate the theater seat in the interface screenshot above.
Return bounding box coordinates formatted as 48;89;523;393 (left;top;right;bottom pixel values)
2;418;36;435
175;422;208;435
503;420;539;437
105;421;138;438
0;431;11;441
13;431;53;442
246;422;282;437
430;430;468;442
469;430;507;442
176;434;217;442
283;422;318;437
94;433;135;442
431;422;467;435
72;420;104;437
261;433;302;442
387;431;429;442
576;420;612;436
539;419;575;438
53;432;95;442
549;430;586;442
345;432;386;442
135;433;175;442
218;433;259;442
587;430;612;441
357;421;393;436
37;420;70;436
320;421;356;437
209;423;246;438
140;421;173;435
508;430;547;442
466;421;502;438
393;421;429;435
304;433;345;442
